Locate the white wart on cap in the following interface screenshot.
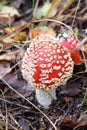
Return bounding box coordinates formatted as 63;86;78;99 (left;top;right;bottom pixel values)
22;35;73;90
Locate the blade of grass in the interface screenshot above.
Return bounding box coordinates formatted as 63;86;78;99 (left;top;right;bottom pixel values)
33;0;39;18
58;0;75;15
71;0;81;28
32;0;35;19
44;0;62;19
32;18;74;34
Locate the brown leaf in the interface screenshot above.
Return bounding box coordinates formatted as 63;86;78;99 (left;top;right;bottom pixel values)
18;118;30;130
0;43;3;52
10;0;24;8
3;43;13;50
3;32;26;43
2;37;15;43
0;60;11;78
76;113;87;128
83;13;87;20
4;20;27;34
64;97;73;102
34;1;57;19
3;72;33;98
82;43;87;53
30;26;56;39
13;32;26;41
60;84;81;97
0;5;20;24
62;113;87;129
0;6;21;18
0;16;14;25
0;49;24;61
62;115;78;128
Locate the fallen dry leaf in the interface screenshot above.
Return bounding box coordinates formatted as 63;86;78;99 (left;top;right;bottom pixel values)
81;43;87;61
0;49;24;61
62;115;78;128
82;43;87;53
2;37;14;43
3;32;26;43
34;1;57;18
0;5;20;18
83;13;87;20
29;26;56;39
3;72;34;98
0;60;11;78
5;27;16;34
13;32;26;41
64;97;73;102
60;83;81;97
10;0;24;8
0;16;14;25
77;112;87;127
18;118;30;130
0;43;3;52
0;5;21;24
62;113;87;129
4;20;27;34
3;43;13;50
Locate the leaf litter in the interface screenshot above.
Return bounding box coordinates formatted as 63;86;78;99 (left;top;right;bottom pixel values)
0;0;87;130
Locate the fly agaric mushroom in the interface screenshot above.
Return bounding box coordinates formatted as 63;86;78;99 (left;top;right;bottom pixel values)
58;33;82;64
21;35;73;108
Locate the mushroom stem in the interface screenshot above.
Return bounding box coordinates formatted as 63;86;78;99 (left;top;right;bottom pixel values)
36;88;56;108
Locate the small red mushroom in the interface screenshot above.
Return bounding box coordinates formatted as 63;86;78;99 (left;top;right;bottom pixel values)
59;34;79;51
58;33;82;64
21;35;73;108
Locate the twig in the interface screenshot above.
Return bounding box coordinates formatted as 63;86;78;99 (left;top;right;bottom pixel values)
0;89;8;130
74;120;87;130
76;88;87;115
71;0;81;28
75;37;87;71
50;102;74;130
33;0;39;18
0;120;18;130
0;22;31;41
32;18;74;34
0;97;33;110
76;37;87;50
44;0;62;19
9;113;21;129
0;59;22;79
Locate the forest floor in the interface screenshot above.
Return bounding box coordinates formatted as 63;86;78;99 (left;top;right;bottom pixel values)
0;0;87;130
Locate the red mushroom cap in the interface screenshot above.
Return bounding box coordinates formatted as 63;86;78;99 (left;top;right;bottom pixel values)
58;34;82;64
22;35;73;90
59;35;79;51
70;51;82;64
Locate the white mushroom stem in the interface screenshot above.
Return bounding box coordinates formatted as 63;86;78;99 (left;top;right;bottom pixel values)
36;88;56;108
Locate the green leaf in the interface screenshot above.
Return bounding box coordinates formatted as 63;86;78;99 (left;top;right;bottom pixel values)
0;4;4;11
34;25;49;31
